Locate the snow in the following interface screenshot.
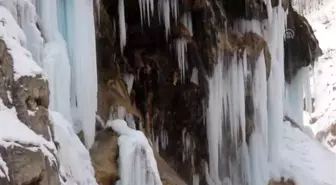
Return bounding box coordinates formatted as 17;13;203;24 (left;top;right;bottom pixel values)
107;119;162;185
279;121;336;185
0;6;59;181
50;111;98;185
301;0;336;153
0;6;43;80
0;99;57;180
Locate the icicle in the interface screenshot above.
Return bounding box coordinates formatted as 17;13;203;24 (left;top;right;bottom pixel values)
265;6;287;167
303;67;312;114
193;174;200;185
264;0;273;24
170;0;178;21
182;128;193;162
158;0;179;39
123;73;135;94
138;0;154;26
190;67;199;85
249;52;269;185
175;38;188;82
181;12;193;36
160;0;171;39
206;52;247;184
119;0;126;53
160;129;169;149
95;0;101;22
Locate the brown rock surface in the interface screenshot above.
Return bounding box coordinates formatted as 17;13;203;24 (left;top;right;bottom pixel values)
90;130;119;185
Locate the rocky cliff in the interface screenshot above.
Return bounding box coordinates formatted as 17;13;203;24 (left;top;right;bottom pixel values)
93;0;321;184
0;0;325;185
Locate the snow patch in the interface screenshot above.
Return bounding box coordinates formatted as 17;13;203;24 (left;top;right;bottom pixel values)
50;111;98;185
107;119;162;185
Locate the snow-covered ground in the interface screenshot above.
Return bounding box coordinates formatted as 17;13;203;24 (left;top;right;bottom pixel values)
302;0;336;153
278;122;336;185
276;0;336;184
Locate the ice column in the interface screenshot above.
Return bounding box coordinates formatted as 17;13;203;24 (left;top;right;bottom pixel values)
35;0;72;122
63;0;98;148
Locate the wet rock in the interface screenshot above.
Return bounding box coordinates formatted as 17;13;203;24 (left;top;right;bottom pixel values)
97;78;142;124
243;32;271;78
156;154;188;185
0;39;13;108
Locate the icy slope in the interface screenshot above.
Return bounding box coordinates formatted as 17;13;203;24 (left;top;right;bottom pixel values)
278;122;336;185
51;111;98;185
302;0;336;153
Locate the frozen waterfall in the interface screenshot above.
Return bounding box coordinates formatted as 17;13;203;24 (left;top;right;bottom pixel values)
205;6;287;185
34;0;98;148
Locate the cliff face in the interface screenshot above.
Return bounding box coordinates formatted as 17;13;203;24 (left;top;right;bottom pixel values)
93;0;322;184
0;23;59;185
0;0;325;185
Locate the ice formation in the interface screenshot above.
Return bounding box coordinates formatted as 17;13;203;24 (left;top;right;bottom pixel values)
205;5;288;185
0;1;98;183
35;0;72;122
181;12;193;36
51;111;98;185
206;52;248;185
138;0;154;26
190;67;199;85
158;0;178;38
175;38;188;82
285;67;311;127
107;119;163;185
0;0;334;185
25;0;98;148
119;0;126;53
61;0;98;148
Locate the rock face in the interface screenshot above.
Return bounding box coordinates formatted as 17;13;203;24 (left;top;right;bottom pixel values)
284;3;323;82
92;0;321;184
0;39;60;185
269;179;296;185
90;130;119;185
0;145;59;185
